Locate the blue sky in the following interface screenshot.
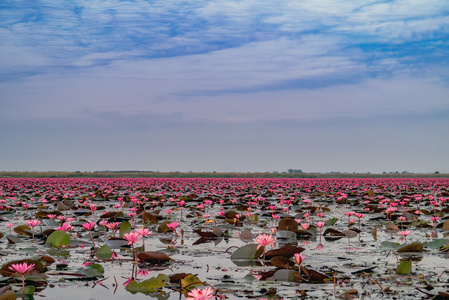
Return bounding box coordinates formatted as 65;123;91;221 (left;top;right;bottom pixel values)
1;0;448;173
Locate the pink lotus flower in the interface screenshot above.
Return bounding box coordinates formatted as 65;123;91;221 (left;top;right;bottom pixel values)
294;253;306;267
56;222;73;232
82;221;95;231
316;221;325;228
399;230;410;242
167;221;179;236
186;286;215;300
301;223;310;230
254;233;275;260
135;227;152;245
26;219;40;227
123;231;140;261
399;230;410;237
9;262;35;275
26;219;40;241
5;222;13;234
82;221;96;248
123;231;140;245
9;262;35;299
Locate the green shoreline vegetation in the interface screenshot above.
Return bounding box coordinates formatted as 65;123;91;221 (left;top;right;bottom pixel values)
0;171;447;178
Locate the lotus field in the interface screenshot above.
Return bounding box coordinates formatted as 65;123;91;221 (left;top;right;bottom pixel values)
0;178;448;299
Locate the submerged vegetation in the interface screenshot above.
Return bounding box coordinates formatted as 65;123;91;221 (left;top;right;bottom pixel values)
0;178;448;299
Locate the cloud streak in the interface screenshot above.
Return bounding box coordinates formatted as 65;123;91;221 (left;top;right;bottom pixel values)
1;0;448;172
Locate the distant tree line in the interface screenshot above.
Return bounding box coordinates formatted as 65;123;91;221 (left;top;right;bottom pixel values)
287;169;303;174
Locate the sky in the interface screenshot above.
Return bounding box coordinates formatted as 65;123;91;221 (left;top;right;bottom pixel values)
1;0;448;174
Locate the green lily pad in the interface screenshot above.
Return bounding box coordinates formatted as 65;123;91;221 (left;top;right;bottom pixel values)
396;259;412;275
425;239;449;250
119;221;132;238
380;241;401;250
180;274;202;291
125;274;169;294
76;263;104;278
96;244;112;259
45;230;70;247
325;218;338;226
230;244;263;261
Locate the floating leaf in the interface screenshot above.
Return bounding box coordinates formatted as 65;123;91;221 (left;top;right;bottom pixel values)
137;251;170;262
13;225;32;236
250;214;258;221
385;223;399;232
302;267;331;283
325;218;338;226
274;269;301;282
100;211;124;219
119;221;132;238
265;245;305;260
126;274;169;294
96;244;112;259
239;229;253;242
45;230;70;247
396;259;412;275
0;290;16;300
440;243;449;252
193;228;218;238
142;212;159;224
425;239;449;250
397;242;423;253
76;263;104;278
106;237;128;249
23;285;35;297
157;220;170;234
5;235;23;244
380;241;402;250
324;228;345;236
278;218;298;231
270;256;294;269
180;274;202;291
230;244;263;261
169;273;187;283
442;220;449;231
342;230;358;239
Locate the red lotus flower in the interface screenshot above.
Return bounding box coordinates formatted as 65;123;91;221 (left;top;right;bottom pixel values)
186;286;215;300
9;262;35;299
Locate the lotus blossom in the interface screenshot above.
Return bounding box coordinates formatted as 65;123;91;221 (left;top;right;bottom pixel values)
399;230;410;242
123;231;140;245
47;214;56;227
167;221;179;236
135;227;152;245
26;219;40;241
82;221;95;231
82;221;96;248
254;233;275;260
56;222;73;232
5;222;13;234
106;222;120;237
123;231;140;261
186;286;215;300
9;262;35;299
294;252;306;270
